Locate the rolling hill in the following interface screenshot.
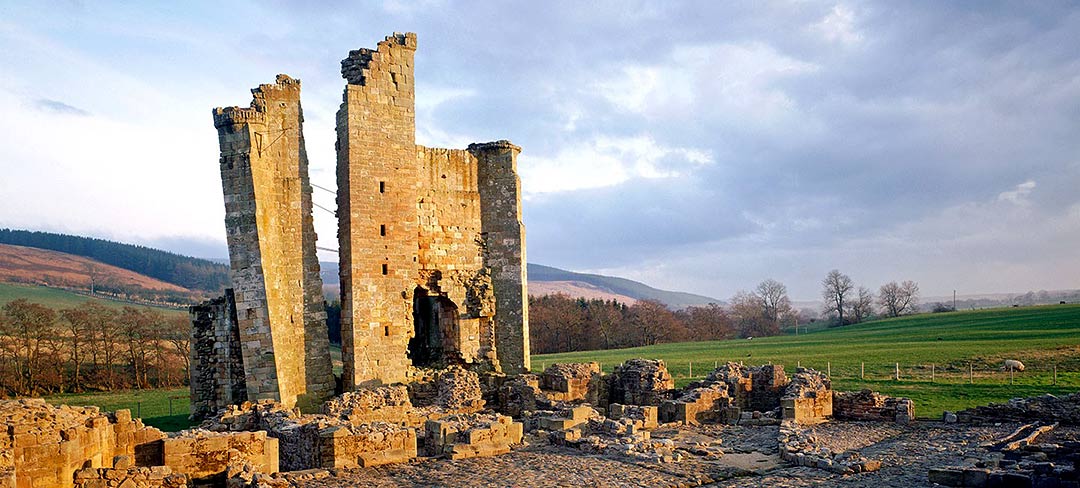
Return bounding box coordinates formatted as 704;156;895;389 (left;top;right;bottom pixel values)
318;261;722;309
0;243;203;306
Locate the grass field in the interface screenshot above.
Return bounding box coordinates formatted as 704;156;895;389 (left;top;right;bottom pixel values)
44;388;193;431
0;282;185;316
30;304;1080;430
534;304;1080;418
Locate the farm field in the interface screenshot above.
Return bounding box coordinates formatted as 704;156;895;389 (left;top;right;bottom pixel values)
534;304;1080;417
28;305;1080;431
44;387;192;431
0;282;185;317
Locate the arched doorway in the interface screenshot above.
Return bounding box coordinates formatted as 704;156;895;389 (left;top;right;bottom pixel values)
409;286;459;367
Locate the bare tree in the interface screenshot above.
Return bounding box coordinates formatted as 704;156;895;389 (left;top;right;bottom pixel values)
878;280;920;317
60;304;94;392
822;270;854;326
847;286;875;324
756;279;794;331
164;315;192;381
679;303;734;341
0;299;58;395
630;299;686;346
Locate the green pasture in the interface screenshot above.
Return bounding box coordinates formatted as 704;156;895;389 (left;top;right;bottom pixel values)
44;387;193;431
534;304;1080;417
0;282;185;316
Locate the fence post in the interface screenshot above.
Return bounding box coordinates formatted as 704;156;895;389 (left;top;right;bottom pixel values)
714;360;718;369
137;402;141;419
169;397;173;416
860;362;864;380
969;363;973;384
931;364;935;383
895;363;900;381
827;362;831;379
1009;365;1014;385
797;360;801;368
689;361;693;379
1054;365;1058;385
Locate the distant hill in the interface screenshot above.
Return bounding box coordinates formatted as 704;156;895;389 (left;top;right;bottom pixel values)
0;229;228;292
0;244;203;306
319;262;720;309
527;264;723;309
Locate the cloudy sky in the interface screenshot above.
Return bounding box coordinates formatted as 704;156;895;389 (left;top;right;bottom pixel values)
1;1;1078;300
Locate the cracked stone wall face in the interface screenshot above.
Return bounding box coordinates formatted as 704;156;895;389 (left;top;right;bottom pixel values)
188;290;247;420
336;32;529;389
212;75;334;410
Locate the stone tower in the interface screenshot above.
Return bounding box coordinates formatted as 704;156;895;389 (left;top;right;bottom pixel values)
211;75;335;409
336;33;530;389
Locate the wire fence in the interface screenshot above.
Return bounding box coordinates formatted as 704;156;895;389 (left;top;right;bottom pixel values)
536;360;1079;387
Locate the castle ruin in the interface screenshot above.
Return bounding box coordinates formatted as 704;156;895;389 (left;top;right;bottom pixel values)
190;32;529;415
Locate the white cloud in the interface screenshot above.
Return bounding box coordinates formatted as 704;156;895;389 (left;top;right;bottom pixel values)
518;135;712;195
811;4;863;46
997;180;1037;206
593;42;818;127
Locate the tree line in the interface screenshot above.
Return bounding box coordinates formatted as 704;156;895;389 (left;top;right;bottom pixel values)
0;228;229;292
531;271;922;354
0;299;190;396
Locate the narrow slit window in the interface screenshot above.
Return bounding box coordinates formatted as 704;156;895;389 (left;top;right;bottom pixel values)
379;181;385;193
380;224;386;236
384;326;391;337
382;264;388;275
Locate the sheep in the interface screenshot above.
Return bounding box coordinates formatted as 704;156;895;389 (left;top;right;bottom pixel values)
1001;359;1025;372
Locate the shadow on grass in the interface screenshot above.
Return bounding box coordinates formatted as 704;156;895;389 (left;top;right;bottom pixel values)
142;414;194;432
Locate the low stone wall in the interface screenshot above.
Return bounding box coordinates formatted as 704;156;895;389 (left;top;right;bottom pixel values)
318;423;417;468
608;404;658;430
607;359;674;407
540;363;603;404
161;430;278;482
425;414;524;460
1;399;163;488
833;390;915;424
781;369;833;424
73;465;187;488
660;384;731;425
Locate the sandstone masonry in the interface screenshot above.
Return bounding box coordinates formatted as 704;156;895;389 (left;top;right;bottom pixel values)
207;74;334;411
336;33;529;388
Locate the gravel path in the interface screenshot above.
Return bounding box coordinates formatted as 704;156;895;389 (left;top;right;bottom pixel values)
297;421;1023;488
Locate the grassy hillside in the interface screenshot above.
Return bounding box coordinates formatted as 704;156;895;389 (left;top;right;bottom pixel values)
0;282;185;317
534;305;1080;417
0;228;228;292
527;263;723;308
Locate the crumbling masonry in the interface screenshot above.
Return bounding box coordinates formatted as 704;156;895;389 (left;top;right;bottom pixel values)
336;33;529;389
192;32;529;415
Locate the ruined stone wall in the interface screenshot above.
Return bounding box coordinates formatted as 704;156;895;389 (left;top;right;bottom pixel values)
471;141;530;374
833;389;915;424
337;33;420;388
161;430;278;482
213;74;333;409
336;32;527;387
415;146;497;367
189;290;247;420
1;400;163;488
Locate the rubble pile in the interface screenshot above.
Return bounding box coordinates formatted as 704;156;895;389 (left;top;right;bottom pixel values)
778;421;882;474
661;383;732;425
928;421;1079;487
957;393;1080;425
435;366;486;412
